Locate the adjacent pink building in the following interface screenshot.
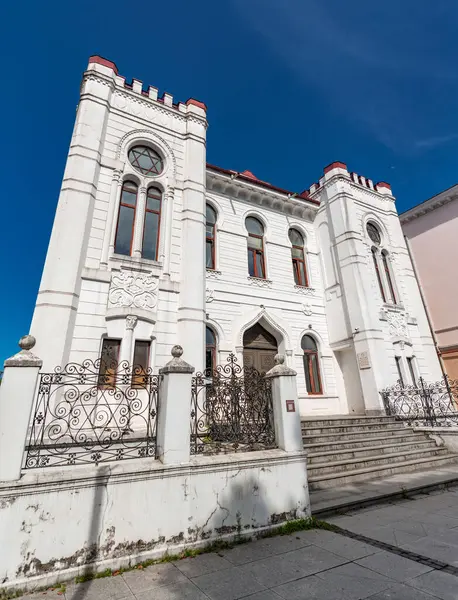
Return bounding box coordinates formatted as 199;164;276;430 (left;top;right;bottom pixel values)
401;185;458;379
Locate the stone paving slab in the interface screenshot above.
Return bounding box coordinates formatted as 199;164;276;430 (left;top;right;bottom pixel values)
18;489;458;600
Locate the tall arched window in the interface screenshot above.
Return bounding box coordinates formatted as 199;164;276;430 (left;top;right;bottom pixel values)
301;335;323;395
206;326;216;373
288;228;308;286
246;217;265;278
382;250;396;304
366;222;398;305
206;204;217;269
142;187;162;261
114;181;138;256
371;247;386;302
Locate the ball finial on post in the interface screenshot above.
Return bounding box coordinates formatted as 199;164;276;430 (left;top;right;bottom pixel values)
274;354;285;366
19;335;36;352
171;345;184;359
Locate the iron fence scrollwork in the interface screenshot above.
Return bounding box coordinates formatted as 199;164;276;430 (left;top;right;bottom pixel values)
381;376;458;427
191;353;276;454
24;359;159;469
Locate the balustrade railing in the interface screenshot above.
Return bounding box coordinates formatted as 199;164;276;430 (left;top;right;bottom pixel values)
380;376;458;427
191;354;276;455
24;359;159;468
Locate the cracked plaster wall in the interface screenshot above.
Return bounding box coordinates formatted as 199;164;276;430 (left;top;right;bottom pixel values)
0;452;309;590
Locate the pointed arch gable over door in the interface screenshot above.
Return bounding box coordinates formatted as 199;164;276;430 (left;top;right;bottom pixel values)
243;323;278;374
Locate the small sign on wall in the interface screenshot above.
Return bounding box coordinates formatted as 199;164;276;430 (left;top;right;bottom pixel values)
286;400;296;412
357;351;371;370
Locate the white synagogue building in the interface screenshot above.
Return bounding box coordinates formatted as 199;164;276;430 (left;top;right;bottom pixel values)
30;55;442;417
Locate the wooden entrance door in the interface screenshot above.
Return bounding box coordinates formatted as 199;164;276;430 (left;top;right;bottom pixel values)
243;323;278;374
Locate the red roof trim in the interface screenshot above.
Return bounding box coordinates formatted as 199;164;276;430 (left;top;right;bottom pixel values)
88;55;118;75
206;163;320;206
376;181;391;191
323;161;347;174
187;98;207;111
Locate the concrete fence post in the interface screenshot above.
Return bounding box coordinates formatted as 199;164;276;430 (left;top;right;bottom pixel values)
157;345;194;465
265;354;303;452
0;335;42;482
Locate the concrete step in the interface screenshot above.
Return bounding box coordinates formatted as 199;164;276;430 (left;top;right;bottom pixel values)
304;426;411;445
306;439;438;464
302;415;397;427
308;453;458;490
303;432;425;453
307;447;450;478
302;422;407;436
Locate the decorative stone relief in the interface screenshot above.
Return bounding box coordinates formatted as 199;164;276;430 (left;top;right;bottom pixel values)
247;277;273;289
294;285;315;296
206;269;222;280
385;310;408;338
302;302;313;316
206;288;214;303
108;270;158;310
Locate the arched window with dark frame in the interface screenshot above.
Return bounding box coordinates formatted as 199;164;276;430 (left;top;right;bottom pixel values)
246;217;265;278
288;228;308;286
371;247;386;302
142;186;162;261
301;335;323;395
206;326;216;373
366;221;398;305
382;250;396;304
114;180;138;256
206;204;217;269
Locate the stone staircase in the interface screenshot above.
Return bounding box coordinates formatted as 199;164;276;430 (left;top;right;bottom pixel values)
302;415;458;490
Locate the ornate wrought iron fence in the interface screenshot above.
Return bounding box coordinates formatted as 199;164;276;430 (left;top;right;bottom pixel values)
380;376;458;427
191;353;276;455
24;360;159;469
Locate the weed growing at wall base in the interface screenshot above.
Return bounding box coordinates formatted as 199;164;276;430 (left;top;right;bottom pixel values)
0;518;333;599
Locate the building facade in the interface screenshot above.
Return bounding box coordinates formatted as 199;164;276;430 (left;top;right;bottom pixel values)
401;185;458;379
30;55;442;416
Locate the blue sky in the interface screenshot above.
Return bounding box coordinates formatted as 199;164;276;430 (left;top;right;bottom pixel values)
1;0;458;365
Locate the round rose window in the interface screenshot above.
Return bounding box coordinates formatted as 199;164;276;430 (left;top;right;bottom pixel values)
128;145;163;176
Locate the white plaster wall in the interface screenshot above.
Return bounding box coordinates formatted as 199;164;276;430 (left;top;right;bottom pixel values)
0;451;309;590
205;190;341;416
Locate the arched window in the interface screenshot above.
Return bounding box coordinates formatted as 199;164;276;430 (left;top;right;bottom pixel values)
206;326;216;373
114;181;138;256
366;222;398;305
382;250;396;304
142;187;162;261
288;228;308;287
301;335;323;395
206;204;217;269
246;217;265;278
371;247;386;302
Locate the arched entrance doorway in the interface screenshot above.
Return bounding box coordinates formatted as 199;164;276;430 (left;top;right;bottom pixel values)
243;323;278;373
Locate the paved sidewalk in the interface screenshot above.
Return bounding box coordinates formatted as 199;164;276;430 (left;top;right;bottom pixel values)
22;488;458;600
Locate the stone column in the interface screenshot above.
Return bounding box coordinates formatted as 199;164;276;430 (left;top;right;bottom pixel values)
120;316;137;364
177;104;207;373
157;346;194;465
132;186;147;258
161;187;174;276
0;336;43;482
265;355;303;452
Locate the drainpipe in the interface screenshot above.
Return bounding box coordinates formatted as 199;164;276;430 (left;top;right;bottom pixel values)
404;235;446;379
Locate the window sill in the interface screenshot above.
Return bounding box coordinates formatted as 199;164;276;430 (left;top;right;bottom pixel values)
206;269;222;279
110;254;163;273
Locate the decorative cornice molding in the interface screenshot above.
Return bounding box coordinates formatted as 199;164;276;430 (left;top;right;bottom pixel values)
294;285;316;296
206;269;222;280
400;191;458;224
